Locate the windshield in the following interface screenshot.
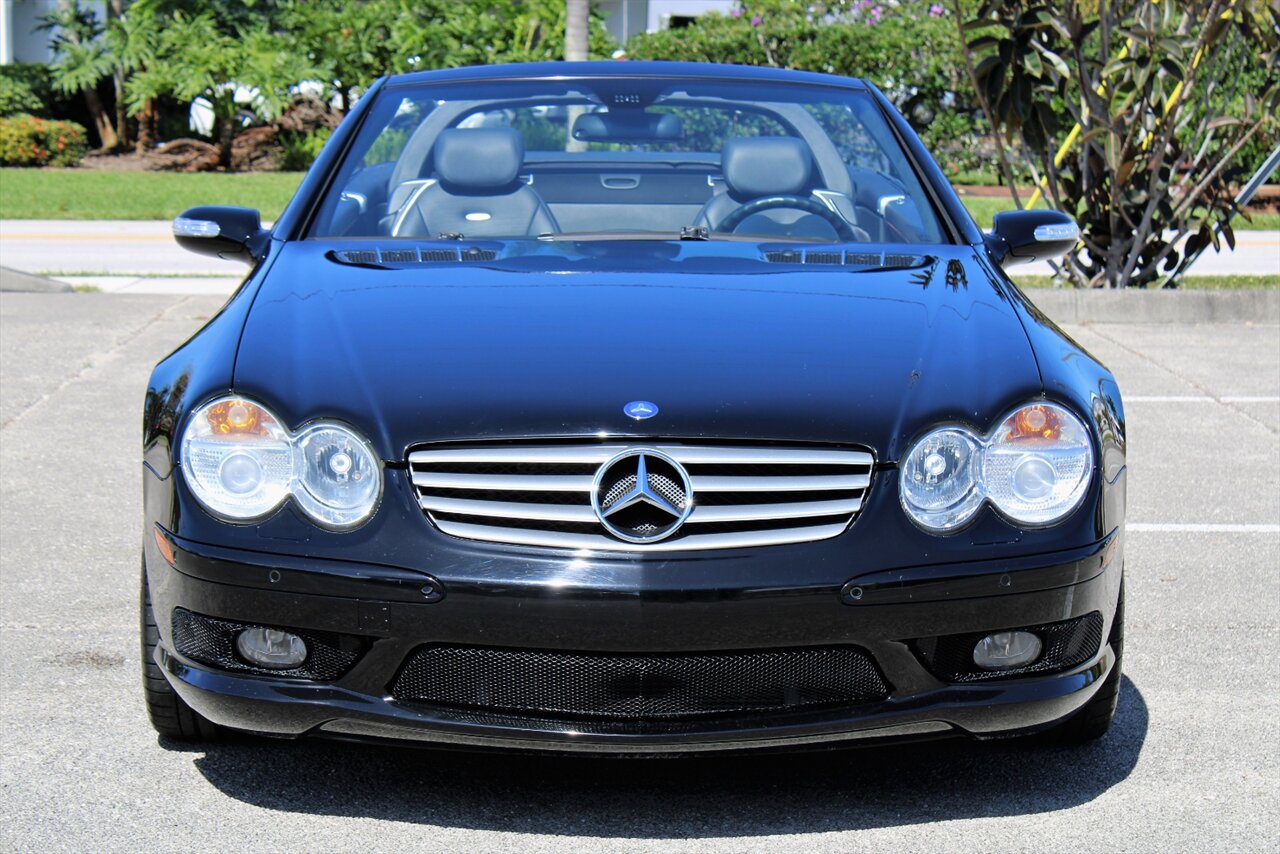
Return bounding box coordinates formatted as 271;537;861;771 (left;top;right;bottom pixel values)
308;76;947;246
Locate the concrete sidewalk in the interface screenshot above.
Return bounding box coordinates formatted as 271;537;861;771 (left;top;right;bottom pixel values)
1;219;1277;278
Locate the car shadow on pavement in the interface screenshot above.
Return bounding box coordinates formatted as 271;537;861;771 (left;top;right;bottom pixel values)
175;676;1147;837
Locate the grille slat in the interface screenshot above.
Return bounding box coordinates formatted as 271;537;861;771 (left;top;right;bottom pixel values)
687;497;861;523
691;473;870;492
408;445;873;467
391;645;889;720
412;472;594;492
411;442;873;551
432;519;851;552
420;496;598;523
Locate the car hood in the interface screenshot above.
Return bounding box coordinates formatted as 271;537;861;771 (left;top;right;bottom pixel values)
232;241;1042;462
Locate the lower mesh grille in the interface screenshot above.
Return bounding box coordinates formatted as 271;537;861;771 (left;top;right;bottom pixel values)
912;612;1105;683
391;645;889;720
171;608;364;680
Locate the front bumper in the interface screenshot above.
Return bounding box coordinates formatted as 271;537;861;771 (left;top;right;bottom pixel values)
145;527;1123;753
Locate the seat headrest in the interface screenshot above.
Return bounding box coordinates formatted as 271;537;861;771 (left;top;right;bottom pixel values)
722;137;813;198
433;127;524;189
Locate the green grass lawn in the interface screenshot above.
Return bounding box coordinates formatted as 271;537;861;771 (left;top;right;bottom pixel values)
962;194;1280;230
959;196;1045;229
1;167;1276;229
0;169;305;220
1012;274;1279;289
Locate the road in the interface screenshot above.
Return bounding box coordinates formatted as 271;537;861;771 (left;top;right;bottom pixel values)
0;220;1277;286
1;293;1278;852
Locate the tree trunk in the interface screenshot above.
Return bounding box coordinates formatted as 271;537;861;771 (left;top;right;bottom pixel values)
113;70;130;150
215;94;236;170
135;98;156;155
217;115;235;170
564;0;589;61
564;0;590;152
83;85;120;151
107;0;129;149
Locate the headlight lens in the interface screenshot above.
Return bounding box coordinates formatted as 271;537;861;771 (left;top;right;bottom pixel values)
179;397;382;529
900;402;1094;531
899;428;983;530
180;400;293;520
293;424;382;528
983;403;1093;525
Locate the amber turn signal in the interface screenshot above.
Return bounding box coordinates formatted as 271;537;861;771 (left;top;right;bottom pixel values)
1009;404;1063;441
153;527;177;566
204;399;275;437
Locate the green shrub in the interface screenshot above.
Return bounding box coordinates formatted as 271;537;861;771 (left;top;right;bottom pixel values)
0;64;56;117
278;127;333;171
625;1;978;148
0;77;43;118
0;115;90;167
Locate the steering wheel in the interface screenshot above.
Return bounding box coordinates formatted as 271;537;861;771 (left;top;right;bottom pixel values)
716;195;857;242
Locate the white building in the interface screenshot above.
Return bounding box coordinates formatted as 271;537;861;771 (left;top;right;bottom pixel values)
597;0;736;43
0;0;59;65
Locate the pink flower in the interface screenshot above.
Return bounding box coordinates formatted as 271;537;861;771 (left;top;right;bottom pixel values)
750;14;762;25
929;3;945;15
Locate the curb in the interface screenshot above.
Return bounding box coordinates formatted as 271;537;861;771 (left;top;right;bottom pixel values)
0;266;73;294
1023;288;1280;324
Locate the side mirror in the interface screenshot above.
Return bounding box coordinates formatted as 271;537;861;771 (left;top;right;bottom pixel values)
173;206;269;264
985;209;1079;268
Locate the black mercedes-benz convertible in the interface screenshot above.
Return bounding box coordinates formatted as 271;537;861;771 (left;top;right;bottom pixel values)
142;61;1126;752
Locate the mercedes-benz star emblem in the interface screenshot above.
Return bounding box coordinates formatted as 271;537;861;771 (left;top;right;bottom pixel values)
591;449;693;543
623;400;659;420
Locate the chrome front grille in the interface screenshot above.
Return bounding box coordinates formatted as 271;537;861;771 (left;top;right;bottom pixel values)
408;442;874;551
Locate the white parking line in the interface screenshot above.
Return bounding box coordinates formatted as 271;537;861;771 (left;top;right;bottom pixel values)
1126;395;1280;403
1129;523;1280;533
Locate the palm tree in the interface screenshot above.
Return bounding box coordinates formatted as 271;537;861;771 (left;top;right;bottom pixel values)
42;0;120;150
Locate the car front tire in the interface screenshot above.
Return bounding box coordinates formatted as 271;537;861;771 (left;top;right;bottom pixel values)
1047;577;1125;744
140;558;219;741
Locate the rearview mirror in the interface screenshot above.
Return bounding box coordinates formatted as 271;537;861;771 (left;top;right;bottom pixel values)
571;111;684;143
173;206;269;264
985;209;1079;268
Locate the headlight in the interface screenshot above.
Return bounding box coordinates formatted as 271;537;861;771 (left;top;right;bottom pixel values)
899;428;983;530
292;424;381;528
900;402;1094;532
983;403;1093;525
179;397;382;529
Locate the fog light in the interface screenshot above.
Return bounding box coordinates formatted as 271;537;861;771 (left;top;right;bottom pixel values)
235;627;307;669
973;631;1042;670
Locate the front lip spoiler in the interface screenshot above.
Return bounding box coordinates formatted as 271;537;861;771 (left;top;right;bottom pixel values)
158;527;1117;612
159;644;1115;754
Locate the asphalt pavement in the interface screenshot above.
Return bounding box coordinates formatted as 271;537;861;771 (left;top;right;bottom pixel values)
1;292;1278;852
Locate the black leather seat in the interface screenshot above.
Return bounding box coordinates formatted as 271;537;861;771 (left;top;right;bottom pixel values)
692;137;840;240
394;127;559;238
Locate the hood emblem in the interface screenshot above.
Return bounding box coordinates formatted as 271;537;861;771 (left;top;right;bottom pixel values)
591;450;693;544
623;400;659;420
